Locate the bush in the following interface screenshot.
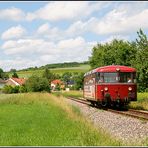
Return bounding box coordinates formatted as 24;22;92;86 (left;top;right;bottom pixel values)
19;85;27;93
55;83;61;91
12;86;20;93
2;85;14;94
25;75;50;92
2;85;21;94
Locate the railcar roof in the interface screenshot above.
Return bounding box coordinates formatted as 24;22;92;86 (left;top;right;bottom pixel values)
84;65;136;76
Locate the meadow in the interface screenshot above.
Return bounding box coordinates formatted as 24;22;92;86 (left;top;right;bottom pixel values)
0;93;121;146
8;65;90;78
129;92;148;111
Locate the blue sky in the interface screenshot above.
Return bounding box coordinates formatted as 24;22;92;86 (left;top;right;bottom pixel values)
0;1;148;71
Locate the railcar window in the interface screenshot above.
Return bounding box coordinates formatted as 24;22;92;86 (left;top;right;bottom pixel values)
84;74;95;85
119;72;133;83
104;73;118;83
133;72;136;83
97;73;104;83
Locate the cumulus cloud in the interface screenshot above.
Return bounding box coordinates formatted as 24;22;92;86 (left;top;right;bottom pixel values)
0;58;39;72
63;6;148;36
2;39;49;55
0;7;25;21
26;1;103;21
36;23;63;41
100;35;129;44
1;37;96;65
90;8;148;35
1;25;26;40
37;23;50;34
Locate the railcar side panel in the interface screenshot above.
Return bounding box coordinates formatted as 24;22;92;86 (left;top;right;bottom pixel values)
83;85;96;100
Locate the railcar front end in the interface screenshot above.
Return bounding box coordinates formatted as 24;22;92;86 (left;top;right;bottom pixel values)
83;65;137;107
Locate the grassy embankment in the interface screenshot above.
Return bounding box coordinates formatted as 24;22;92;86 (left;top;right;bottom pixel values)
0;93;121;146
129;92;148;111
8;65;90;78
53;91;148;111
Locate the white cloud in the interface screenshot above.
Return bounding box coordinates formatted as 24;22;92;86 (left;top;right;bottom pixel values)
36;23;62;41
67;6;148;36
26;1;103;21
0;58;39;72
2;39;53;55
0;7;25;21
100;35;129;44
90;8;148;35
1;25;26;40
36;5;148;40
37;23;50;34
1;37;96;68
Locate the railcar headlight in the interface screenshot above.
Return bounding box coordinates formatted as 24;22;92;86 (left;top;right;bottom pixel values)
116;68;120;72
128;87;132;91
104;87;108;91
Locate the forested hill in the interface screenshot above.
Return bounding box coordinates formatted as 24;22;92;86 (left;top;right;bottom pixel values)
17;61;89;72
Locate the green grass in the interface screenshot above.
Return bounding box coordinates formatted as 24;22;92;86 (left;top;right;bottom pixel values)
52;90;83;98
129;92;148;111
8;65;90;78
0;93;121;146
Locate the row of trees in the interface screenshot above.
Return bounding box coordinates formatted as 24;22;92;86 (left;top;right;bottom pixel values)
18;61;89;72
89;29;148;92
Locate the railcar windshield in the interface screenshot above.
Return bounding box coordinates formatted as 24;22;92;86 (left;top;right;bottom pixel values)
97;72;118;83
104;73;118;83
119;72;136;83
96;72;136;83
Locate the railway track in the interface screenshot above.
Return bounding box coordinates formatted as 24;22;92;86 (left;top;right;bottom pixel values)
67;97;148;121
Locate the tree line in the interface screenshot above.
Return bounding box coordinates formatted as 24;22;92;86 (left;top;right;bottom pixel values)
89;29;148;92
17;61;89;72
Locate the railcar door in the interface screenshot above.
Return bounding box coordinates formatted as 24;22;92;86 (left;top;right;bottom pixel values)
95;72;104;101
84;73;96;100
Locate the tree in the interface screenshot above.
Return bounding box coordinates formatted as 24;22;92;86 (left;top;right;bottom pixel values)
10;69;16;73
0;68;4;78
134;29;148;92
19;85;27;93
0;68;9;80
42;68;56;83
12;72;19;78
61;72;72;87
89;39;136;69
73;72;84;90
25;75;50;92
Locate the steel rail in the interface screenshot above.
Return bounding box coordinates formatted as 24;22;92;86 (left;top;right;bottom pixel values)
67;97;148;121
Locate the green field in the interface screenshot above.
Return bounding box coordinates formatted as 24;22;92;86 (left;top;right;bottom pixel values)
0;93;121;146
8;65;90;78
129;93;148;110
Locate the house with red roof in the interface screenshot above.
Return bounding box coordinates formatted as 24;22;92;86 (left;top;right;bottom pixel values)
5;78;26;86
51;79;65;91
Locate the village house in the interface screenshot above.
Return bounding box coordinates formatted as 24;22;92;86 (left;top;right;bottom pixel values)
5;78;26;86
51;79;65;91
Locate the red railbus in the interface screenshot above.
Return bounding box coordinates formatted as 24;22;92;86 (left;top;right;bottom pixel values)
83;65;137;107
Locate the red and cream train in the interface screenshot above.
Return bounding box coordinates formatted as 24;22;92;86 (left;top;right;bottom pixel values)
83;65;137;107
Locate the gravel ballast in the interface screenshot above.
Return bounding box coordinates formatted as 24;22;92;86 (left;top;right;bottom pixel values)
66;99;148;145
